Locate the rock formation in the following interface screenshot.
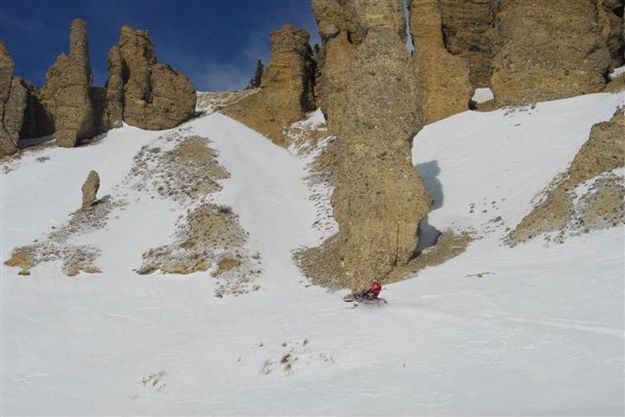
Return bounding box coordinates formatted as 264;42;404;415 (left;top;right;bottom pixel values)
225;24;316;146
0;41;17;156
40;19;96;147
491;0;612;106
81;170;100;210
1;41;53;156
104;46;123;129
507;109;625;245
439;0;496;88
409;0;473;123
5;19;197;155
596;0;624;68
309;0;355;134
115;26;196;130
300;0;432;289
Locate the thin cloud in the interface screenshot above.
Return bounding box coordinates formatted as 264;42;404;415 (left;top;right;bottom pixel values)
198;61;252;92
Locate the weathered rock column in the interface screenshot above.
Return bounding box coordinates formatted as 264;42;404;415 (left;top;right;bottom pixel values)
409;0;473;123
301;0;431;289
41;18;95;147
104;46;124;128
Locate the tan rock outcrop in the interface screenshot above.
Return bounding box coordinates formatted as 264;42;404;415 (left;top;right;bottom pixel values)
225;24;316;146
1;42;53;156
0;41;12;95
507;109;625;245
116;25;196;130
300;0;432;290
491;0;612;106
409;0;473;123
596;0;624;68
1;77;26;156
104;46;123;128
309;0;355;133
81;170;100;210
439;0;497;88
41;19;95;147
1;42;19;156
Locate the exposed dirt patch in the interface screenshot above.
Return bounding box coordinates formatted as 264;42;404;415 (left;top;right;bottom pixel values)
129;134;229;202
385;230;474;283
129;133;262;297
137;203;252;274
195;90;258;116
4;198;118;276
212;256;242;277
283;111;329;154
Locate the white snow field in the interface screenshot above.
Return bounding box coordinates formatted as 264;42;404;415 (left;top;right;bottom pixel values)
1;91;624;416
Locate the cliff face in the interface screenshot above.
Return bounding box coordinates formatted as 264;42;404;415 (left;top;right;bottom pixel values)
595;0;624;68
436;0;622;104
0;41;19;156
301;0;432;290
439;0;497;88
409;0;473;123
491;0;612;106
1;42;53;156
225;24;316;146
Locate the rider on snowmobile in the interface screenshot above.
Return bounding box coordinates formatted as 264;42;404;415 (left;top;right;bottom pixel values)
356;279;382;300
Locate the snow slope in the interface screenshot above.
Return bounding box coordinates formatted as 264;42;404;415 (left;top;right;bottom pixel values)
1;92;624;416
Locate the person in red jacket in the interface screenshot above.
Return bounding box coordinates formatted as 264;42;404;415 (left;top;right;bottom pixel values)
356;279;382;300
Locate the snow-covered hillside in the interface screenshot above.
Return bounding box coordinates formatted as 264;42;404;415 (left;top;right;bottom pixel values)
1;92;623;416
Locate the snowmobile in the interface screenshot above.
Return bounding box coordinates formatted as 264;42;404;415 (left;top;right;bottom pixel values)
343;292;388;305
343;280;387;306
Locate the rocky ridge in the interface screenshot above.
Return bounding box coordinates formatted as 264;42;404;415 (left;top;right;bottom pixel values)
225;24;316;146
507;108;625;245
2;19;196;156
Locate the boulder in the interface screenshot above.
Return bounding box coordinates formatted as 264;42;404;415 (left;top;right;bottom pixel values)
41;19;95;147
301;0;432;290
81;170;100;210
115;25;196;130
225;24;316;146
491;0;612;105
409;0;473;123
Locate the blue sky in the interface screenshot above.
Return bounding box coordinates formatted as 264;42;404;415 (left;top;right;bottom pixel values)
0;0;320;91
